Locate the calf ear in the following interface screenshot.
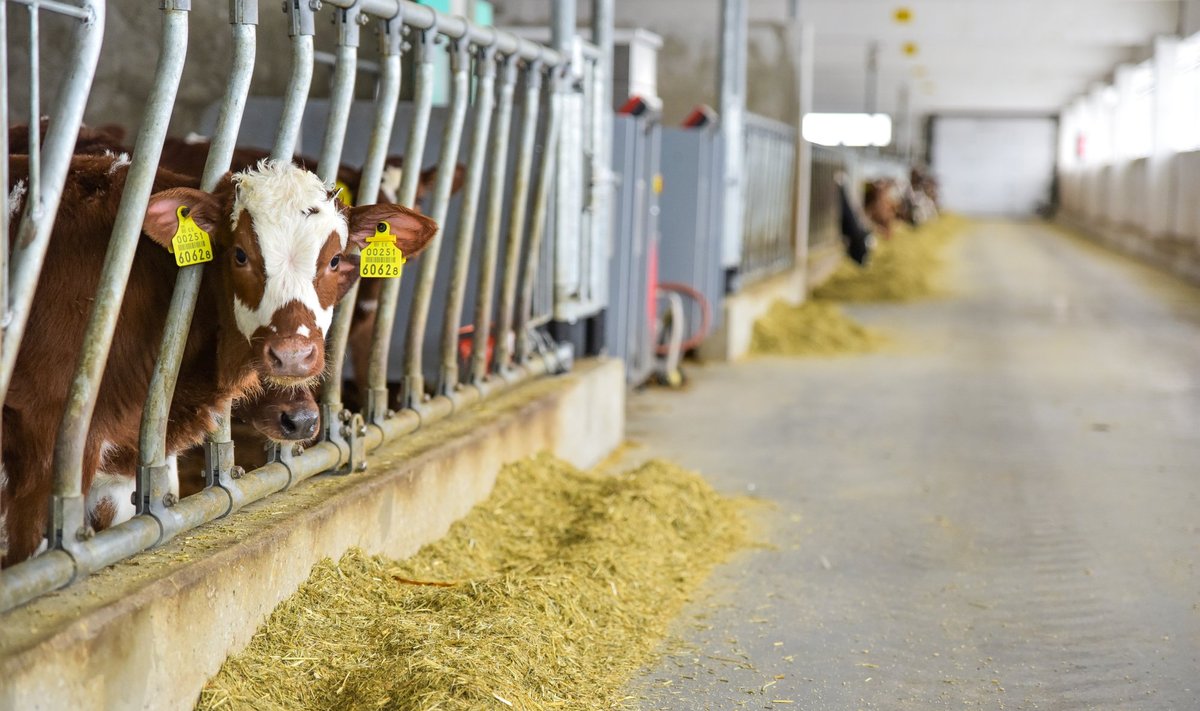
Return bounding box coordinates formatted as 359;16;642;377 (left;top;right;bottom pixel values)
142;188;221;250
418;163;467;197
347;203;439;258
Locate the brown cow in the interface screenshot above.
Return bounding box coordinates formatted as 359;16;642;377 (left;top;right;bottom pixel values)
157;135;466;409
1;153;438;565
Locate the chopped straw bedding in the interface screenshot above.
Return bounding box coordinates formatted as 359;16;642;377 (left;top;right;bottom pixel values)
813;214;966;303
197;454;749;711
751;215;965;357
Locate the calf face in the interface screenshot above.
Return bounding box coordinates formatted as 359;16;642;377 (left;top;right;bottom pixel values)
241;385;320;442
140;160;439;388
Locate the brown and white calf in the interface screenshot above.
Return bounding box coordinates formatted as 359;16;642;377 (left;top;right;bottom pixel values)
1;154;437;566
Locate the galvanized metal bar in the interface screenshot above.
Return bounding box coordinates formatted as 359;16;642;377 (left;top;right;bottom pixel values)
719;0;747;272
437;44;497;396
323;0;565;67
50;6;187;555
516;69;564;363
1;0;8;326
492;61;541;375
26;1;39;218
272;0;316;162
7;0;94;21
468;54;517;385
314;2;363;414
366;24;432;420
399;38;470;409
0;0;103;406
588;0;616;318
138;0;258;527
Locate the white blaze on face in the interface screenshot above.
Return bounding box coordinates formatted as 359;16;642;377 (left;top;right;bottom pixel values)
379;165;404;204
229;161;348;342
86;471;137;527
7;179;27;219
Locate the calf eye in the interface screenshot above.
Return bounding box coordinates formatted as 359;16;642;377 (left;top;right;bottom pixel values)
329;254;341;270
234;247;248;266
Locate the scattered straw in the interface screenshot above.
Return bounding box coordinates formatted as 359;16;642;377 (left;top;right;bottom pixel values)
196;454;749;711
813;214;968;302
750;300;885;357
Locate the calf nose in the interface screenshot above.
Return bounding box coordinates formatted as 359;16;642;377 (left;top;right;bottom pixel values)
278;406;319;440
263;339;318;378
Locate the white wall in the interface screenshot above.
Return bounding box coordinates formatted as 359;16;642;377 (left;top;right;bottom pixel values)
931;116;1057;216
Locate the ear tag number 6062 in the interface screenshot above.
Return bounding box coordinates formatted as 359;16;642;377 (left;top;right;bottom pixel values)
170;205;213;268
360;221;406;279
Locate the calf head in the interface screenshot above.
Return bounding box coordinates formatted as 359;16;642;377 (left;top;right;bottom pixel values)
140;160;439;387
239;385;320;442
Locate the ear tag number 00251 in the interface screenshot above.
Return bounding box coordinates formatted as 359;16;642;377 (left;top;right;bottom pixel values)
359;221;406;278
170;205;213;267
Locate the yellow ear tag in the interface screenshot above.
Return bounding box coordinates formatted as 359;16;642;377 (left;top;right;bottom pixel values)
334;179;355;207
359;221;406;278
170;205;213;267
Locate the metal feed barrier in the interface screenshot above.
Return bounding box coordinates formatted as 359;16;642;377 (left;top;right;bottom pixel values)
0;0;611;613
739;112;798;285
808;146;845;254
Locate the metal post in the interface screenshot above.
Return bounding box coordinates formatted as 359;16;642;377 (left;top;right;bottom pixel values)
516;68;564;362
273;0;317;162
314;1;364;418
51;4;189;558
591;0;614;300
139;0;258;531
342;12;404;428
492;60;541;376
719;0;747;273
468;54;517;386
367;24;434;420
400;38;470;410
0;0;105;406
437;44;497;397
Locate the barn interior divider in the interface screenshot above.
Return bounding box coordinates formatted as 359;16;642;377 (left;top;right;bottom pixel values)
0;0;607;613
738;111;798;286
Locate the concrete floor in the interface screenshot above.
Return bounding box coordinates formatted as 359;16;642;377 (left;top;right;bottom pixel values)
624;221;1200;710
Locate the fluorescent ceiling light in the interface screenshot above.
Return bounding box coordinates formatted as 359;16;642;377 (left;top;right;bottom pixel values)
802;113;893;147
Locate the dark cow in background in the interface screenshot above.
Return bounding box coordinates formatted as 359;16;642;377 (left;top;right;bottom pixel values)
1;153;438;565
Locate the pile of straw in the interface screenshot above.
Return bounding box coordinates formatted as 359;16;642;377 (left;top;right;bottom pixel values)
750;300;886;357
197;454;749;711
814;214;966;302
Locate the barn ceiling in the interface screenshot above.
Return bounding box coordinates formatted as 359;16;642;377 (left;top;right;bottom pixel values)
771;0;1181;118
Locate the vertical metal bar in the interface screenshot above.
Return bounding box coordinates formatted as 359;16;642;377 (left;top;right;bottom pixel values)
139;0;258;519
492;60;541;375
0;0;104;406
51;5;189;553
366;24;433;420
719;0;747;272
314;2;362;414
1;0;9;325
399;38;470;410
468;54;517;385
272;0;316;162
437;44;497;395
591;0;614;313
516;68;564;363
26;1;39;211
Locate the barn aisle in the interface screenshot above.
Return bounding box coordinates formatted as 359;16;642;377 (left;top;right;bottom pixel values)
625;221;1200;709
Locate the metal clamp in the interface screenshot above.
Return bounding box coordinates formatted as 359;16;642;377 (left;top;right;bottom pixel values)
264;440;303;488
282;0;317;37
230;0;259;25
333;0;363;48
376;3;404;57
322;405;366;475
47;494;90;560
136;462;178;518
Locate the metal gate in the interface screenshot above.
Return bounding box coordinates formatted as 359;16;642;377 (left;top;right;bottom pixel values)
0;0;604;613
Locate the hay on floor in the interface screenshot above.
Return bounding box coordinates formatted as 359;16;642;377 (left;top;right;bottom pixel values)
813;214;967;303
197;454;749;711
750;300;886;357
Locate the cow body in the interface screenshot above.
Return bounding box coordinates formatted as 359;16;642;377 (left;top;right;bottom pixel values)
1;153;437;566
